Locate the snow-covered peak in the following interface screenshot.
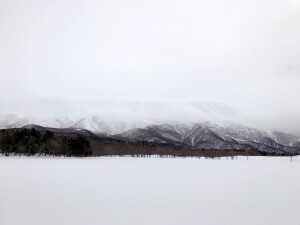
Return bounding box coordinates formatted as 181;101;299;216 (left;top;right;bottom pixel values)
0;114;147;135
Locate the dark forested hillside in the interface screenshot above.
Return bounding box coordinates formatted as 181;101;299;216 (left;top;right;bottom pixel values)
0;128;92;156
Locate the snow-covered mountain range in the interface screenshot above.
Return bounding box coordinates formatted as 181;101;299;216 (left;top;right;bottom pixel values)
0;114;146;135
1;114;299;154
115;122;300;154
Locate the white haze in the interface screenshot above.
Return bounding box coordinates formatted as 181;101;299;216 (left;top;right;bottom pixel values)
0;0;300;132
1;97;300;134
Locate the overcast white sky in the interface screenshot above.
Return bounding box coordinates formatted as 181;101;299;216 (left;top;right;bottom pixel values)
0;0;299;132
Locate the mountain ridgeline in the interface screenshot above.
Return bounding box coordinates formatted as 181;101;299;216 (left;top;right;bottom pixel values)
0;122;299;157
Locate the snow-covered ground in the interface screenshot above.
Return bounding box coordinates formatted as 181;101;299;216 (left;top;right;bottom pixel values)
0;156;300;225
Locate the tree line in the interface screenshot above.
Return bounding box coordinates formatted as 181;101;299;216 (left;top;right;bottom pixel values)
0;128;92;156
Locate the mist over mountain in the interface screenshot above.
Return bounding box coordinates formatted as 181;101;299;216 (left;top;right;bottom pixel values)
1;98;300;135
1;1;300;225
1;112;299;155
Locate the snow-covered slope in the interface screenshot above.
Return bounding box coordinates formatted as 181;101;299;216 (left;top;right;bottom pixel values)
0;114;74;130
0;114;30;128
69;117;147;135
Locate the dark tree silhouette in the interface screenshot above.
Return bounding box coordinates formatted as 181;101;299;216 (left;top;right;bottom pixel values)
0;132;13;155
68;136;91;156
42;131;54;142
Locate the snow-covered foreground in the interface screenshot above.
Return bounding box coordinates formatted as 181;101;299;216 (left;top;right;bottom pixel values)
0;156;300;225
